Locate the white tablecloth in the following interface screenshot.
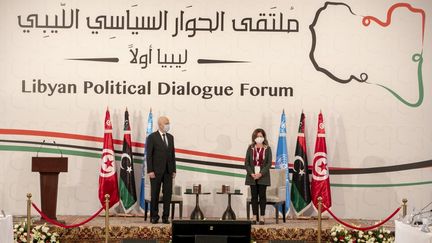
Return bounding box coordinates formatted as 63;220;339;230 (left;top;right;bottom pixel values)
0;215;13;243
395;220;432;243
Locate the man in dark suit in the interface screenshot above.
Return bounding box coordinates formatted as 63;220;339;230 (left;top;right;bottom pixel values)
146;116;176;224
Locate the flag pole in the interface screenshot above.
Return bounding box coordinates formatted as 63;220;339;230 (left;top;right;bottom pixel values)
26;193;32;243
317;196;322;243
105;194;110;243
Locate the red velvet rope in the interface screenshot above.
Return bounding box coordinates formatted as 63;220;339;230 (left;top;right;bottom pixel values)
31;203;104;228
323;204;401;231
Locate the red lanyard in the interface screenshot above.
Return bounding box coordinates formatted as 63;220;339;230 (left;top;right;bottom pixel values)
253;147;264;165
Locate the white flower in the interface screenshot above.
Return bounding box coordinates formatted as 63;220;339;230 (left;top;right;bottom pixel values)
333;237;338;241
19;227;24;232
368;231;373;235
42;225;49;233
378;234;383;238
19;235;27;242
331;231;336;236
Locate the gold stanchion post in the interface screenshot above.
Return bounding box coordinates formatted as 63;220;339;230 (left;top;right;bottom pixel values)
317;197;322;243
26;193;32;243
105;194;110;243
402;198;408;217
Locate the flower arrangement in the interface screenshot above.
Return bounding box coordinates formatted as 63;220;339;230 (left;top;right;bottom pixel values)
330;224;395;243
13;221;59;243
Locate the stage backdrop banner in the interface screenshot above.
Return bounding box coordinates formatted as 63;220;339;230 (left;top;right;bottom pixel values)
0;0;431;219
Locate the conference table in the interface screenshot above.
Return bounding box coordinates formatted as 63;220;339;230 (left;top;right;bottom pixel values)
395;220;432;243
184;191;211;220
216;191;243;220
0;215;13;243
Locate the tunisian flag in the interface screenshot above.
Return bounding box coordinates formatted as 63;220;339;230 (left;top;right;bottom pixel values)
99;109;120;208
311;112;332;211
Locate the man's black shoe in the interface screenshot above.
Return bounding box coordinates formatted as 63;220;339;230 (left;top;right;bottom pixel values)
162;218;170;224
150;218;159;224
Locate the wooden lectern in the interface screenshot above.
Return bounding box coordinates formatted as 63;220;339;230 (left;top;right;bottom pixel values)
31;157;68;220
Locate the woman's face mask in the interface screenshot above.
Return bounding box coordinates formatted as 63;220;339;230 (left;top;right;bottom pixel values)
255;136;264;144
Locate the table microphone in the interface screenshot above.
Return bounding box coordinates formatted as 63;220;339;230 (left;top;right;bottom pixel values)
412;209;432;225
53;141;63;157
36;139;46;157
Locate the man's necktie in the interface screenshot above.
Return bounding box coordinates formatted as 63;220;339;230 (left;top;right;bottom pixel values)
162;134;168;147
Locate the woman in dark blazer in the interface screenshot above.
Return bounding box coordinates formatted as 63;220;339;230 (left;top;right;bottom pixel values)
245;128;272;225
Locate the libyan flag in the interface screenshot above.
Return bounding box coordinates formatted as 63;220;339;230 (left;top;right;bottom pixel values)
290;112;312;214
119;109;137;211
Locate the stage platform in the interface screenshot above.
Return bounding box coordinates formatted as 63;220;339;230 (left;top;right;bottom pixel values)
13;215;395;242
